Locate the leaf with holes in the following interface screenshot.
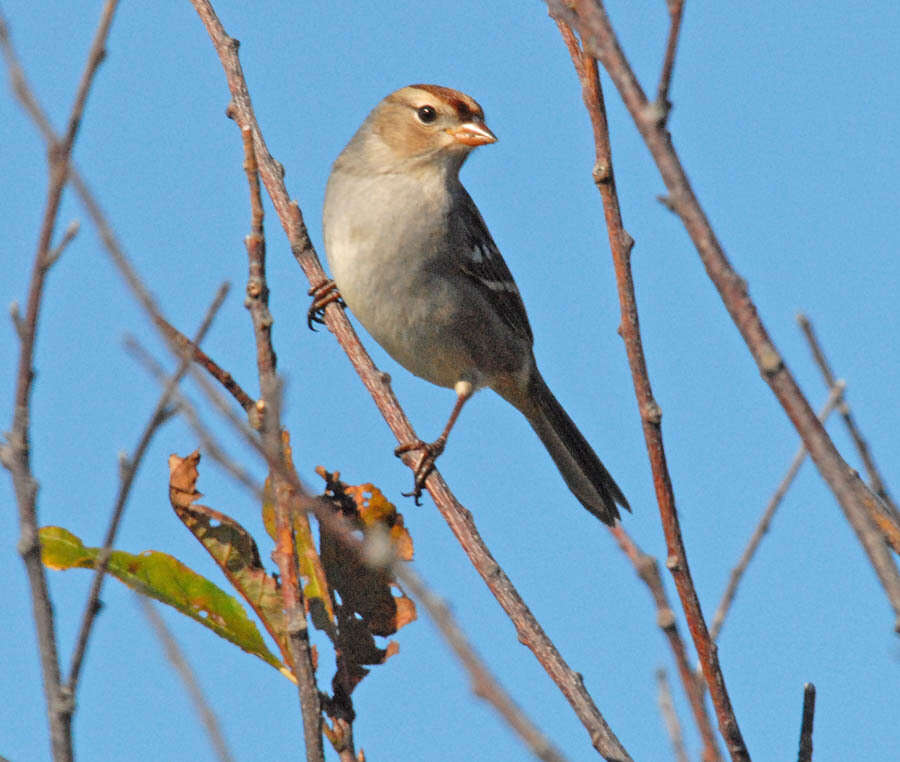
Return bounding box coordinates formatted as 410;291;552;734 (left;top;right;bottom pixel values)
168;451;295;671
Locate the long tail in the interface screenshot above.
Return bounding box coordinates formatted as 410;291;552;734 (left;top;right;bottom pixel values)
516;372;629;525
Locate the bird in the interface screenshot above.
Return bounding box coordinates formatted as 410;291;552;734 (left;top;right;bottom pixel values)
319;84;629;524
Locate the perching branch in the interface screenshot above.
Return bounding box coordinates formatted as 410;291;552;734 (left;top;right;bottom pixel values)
189;1;630;758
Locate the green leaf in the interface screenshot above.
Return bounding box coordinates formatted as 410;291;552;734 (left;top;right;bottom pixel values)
40;526;286;674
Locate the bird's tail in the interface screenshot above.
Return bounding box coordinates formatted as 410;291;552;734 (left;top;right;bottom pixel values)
515;372;629;525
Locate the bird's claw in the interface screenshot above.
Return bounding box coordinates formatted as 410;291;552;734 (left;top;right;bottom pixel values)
394;437;446;505
307;279;344;330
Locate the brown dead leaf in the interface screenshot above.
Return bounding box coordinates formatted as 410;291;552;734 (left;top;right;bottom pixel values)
315;468;418;704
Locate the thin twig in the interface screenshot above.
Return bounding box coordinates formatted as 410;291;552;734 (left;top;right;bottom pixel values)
708;382;846;645
655;669;688;762
190;1;630;757
610;526;720;762
655;0;685;118
555;18;730;762
797;314;900;540
552;0;900;635
45;220;80;268
124;337;263;497
67;283;230;693
382;547;568;762
797;683;815;762
1;4;119;759
153;311;254;413
139;347;570;762
238;121;324;761
2;5;199;375
138;597;236;762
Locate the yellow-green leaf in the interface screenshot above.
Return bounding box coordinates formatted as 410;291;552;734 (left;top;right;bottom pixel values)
39;525;285;673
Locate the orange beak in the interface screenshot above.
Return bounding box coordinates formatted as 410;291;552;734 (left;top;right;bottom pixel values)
447;121;497;147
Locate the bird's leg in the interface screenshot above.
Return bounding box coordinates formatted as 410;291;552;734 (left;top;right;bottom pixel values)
395;380;474;504
307;278;344;330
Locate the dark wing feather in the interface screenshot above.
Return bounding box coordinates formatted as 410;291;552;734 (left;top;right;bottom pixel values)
451;188;534;343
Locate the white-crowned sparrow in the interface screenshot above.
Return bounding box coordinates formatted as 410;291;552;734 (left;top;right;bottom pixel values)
321;84;629;524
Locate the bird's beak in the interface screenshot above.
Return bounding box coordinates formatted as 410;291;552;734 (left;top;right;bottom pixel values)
447;121;497;147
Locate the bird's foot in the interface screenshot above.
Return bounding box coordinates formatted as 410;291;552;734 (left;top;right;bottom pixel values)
394;437;447;505
307;279;344;330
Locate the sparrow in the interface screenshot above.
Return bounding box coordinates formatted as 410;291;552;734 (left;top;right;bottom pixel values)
319;84;628;524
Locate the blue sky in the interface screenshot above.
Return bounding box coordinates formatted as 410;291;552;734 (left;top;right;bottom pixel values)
2;1;899;760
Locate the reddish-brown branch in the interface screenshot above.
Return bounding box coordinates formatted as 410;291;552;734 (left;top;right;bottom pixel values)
552;0;900;636
556;19;733;761
189;1;629;758
153;310;255;413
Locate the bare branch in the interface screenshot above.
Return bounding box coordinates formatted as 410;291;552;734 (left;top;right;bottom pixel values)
188;1;630;756
124;337;263;497
797;683;815;762
610;526;720;762
138;598;236;762
237;120;324;762
153;310;255;413
44;220;80;269
655;669;688;762
797;314;900;542
655;0;685;118
708;382;846;644
1;4;119;759
9;301;25;340
549;0;900;637
382;544;569;762
66;282;230;694
555;17;737;761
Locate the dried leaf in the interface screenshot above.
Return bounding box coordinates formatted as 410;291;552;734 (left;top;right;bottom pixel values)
168;451;291;668
346;483;414;562
315;469;418;703
335;481;416;634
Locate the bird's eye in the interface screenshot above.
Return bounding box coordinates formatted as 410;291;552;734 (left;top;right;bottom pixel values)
417;105;437;124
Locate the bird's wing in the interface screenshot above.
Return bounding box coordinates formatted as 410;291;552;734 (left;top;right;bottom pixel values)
451;188;534;343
